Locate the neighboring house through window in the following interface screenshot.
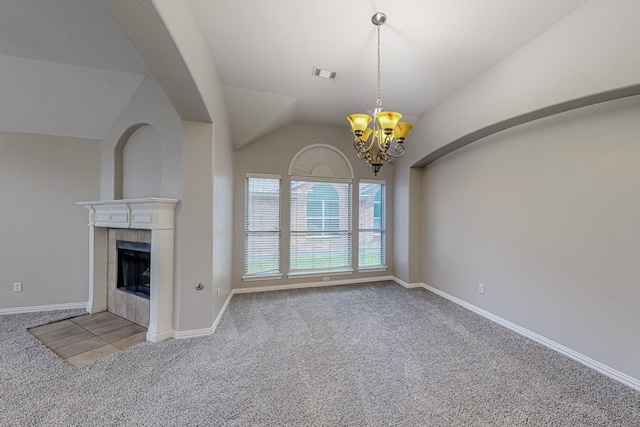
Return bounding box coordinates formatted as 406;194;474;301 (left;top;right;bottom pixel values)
306;183;340;234
290;180;351;272
359;181;385;268
244;145;388;281
244;174;281;279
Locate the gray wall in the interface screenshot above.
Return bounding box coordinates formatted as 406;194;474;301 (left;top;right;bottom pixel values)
0;131;100;309
233;122;395;289
122;124;162;199
422;95;640;380
394;0;640;285
151;0;235;330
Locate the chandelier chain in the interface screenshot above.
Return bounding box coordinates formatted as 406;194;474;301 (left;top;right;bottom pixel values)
376;23;382;108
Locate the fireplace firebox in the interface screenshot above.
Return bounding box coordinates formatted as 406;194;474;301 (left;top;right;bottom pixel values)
117;240;151;299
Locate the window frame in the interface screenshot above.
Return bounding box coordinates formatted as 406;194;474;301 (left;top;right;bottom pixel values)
358;179;387;271
289;177;353;277
243;173;283;281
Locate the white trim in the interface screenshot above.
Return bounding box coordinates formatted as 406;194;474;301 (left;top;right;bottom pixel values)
391;277;423;288
242;274;283;282
246;172;281;179
288;143;354;178
290;176;352;184
287;268;354;279
86;301;107;314
234;275;395;294
172;326;213;339
359;178;386;185
0;302;86;315
357;266;388;273
146;326;173;343
415;281;640;393
212;291;234;333
172;290;234;339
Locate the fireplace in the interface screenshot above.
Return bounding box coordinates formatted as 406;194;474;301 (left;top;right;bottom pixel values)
77;198;179;342
117;240;151;299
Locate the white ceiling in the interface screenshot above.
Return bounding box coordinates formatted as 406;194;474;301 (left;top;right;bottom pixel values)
1;0;591;143
0;0;147;74
0;0;148;139
188;0;589;148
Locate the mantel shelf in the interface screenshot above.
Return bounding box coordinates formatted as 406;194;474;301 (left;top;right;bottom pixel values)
77;198;179;230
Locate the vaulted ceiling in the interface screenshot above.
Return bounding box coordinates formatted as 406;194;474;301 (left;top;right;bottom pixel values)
188;0;589;148
1;0;590;145
0;0;148;139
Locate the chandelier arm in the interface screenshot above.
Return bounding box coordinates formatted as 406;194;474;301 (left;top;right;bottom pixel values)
385;142;407;158
353;135;376;155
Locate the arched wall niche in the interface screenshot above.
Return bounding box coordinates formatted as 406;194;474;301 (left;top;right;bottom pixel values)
114;123;162;199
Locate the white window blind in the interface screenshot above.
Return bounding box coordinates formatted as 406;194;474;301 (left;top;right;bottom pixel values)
245;175;281;276
290;180;352;273
359;181;385;267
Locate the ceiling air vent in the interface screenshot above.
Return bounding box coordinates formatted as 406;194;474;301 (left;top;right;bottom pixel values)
312;67;336;80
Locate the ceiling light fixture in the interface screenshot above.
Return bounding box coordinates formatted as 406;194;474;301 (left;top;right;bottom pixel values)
347;12;413;176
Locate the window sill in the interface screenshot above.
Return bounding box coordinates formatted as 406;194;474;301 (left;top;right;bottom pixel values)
242;274;283;282
357;265;388;273
287;268;354;279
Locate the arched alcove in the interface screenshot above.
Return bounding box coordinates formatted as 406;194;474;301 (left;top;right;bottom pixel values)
114;124;162;199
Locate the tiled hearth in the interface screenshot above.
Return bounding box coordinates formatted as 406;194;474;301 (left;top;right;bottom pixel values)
29;311;146;367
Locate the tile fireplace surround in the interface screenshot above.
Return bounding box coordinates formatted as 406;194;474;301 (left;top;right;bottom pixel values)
77;198;179;342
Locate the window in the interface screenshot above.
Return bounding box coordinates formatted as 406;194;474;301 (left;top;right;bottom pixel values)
306;184;339;234
290;180;352;273
359;181;385;268
244;175;281;278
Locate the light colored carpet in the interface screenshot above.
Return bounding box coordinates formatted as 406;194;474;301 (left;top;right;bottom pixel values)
1;281;639;426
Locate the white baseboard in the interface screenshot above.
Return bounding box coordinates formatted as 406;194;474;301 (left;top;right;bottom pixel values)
0;302;87;315
172;290;234;339
419;282;640;393
147;325;173;343
233;275;395;294
86;301;107;314
392;277;423;289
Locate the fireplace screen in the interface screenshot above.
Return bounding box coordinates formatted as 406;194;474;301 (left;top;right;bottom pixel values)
117;240;151;299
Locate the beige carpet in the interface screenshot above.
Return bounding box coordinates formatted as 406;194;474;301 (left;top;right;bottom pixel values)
1;281;639;426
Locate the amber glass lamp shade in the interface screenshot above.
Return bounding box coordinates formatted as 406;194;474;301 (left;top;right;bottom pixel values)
376;111;402;131
393;122;413;141
347;114;372;133
360;128;373;143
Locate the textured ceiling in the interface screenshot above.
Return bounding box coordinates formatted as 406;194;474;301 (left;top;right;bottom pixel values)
188;0;589;148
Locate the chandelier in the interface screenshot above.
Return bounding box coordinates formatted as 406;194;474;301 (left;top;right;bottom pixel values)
347;12;413;176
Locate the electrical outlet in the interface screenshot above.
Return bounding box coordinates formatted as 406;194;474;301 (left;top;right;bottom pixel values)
478;283;485;294
323;277;330;281
13;282;22;292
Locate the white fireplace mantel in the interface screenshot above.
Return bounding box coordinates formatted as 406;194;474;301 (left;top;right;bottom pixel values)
77;198;179;230
77;198;179;343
